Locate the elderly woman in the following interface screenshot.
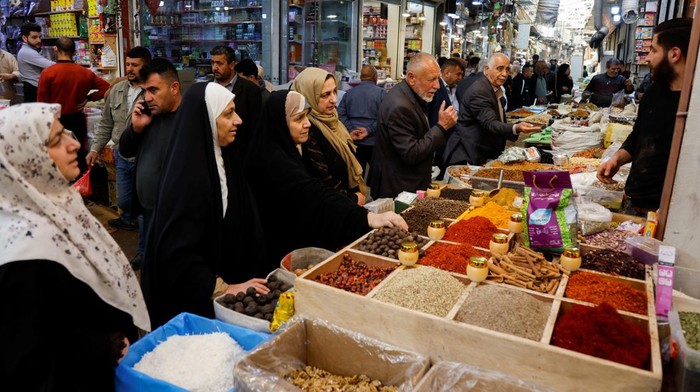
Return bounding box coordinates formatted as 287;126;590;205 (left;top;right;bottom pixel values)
142;82;272;329
292;67;367;205
0;103;149;390
246;90;407;265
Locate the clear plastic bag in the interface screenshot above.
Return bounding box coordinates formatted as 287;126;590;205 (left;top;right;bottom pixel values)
233;317;430;392
576;200;613;235
414;361;551;392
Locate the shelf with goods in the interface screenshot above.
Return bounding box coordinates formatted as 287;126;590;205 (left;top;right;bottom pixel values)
287;0;354;81
141;0;263;65
633;10;656;68
361;4;391;74
402;18;423;76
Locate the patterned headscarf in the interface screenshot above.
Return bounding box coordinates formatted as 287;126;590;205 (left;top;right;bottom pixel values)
0;103;150;331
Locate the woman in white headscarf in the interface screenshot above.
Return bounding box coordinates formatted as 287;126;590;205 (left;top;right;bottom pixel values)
0;103;150;390
142;82;271;329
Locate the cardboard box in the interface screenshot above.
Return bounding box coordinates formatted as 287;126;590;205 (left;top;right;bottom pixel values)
414;361;549;392
233;318;430;391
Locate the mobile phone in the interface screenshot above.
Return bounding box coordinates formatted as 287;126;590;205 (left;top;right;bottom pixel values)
140;103;152;116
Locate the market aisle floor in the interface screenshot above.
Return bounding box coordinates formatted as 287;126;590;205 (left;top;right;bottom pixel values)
87;202;139;263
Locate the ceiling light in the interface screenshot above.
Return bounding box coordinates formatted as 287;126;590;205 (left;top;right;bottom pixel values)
223;6;228;10
440;20;448;26
419;13;426;21
327;14;337;19
613;14;621;22
611;6;620;14
448;13;459;18
473;0;482;5
402;10;411;17
159;0;164;6
215;6;220;10
456;21;465;29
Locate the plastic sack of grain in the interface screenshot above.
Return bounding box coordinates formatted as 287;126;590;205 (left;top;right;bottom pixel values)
116;313;271;392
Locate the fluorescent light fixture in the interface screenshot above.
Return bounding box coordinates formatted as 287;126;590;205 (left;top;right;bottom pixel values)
328;14;337;19
215;6;220;10
473;0;483;5
402;11;411;17
159;1;164;6
456;21;465;28
223;6;228;10
440;20;448;26
185;4;191;7
613;14;621;22
611;6;620;14
448;13;459;18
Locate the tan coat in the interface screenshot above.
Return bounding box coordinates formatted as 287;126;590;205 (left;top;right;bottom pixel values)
0;50;21;104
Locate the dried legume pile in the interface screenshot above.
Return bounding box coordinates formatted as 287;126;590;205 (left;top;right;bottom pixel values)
314;254;396;295
680;312;700;351
400;208;438;236
356;227;428;258
565;271;647;315
285;366;397;392
455;284;551;341
572;148;606;159
460;201;513;228
419;242;487;274
374;267;466;317
412;197;470;219
443;216;498;248
582;249;645;280
583;229;639;251
134;333;243;392
552;302;650;369
440;187;473;201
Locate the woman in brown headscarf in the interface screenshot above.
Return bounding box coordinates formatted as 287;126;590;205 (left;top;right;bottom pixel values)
292;68;368;205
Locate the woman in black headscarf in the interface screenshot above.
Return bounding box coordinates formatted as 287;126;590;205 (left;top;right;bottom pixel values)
246;90;407;264
552;64;574;103
142;82;271;329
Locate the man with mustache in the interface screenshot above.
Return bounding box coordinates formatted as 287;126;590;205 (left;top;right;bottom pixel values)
370;52;457;198
444;53;540;166
87;47;151;267
598;18;692;215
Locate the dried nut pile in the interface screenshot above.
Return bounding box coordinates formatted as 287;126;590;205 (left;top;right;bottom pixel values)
488;244;566;294
357;227;429;256
218;276;291;321
680;312;700;351
293;264;315;276
572;148;605;159
568;157;602;167
592;181;626;191
412;197;470;219
473;168;524;182
489;161;554;172
582;249;645;280
447;166;473;178
456;284;551;341
440;187;473;201
583;229;639;251
314;254;396;295
284;366;397;392
374;266;466;317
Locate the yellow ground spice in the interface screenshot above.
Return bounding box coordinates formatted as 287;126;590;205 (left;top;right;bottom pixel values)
489;188;522;209
461;201;512;228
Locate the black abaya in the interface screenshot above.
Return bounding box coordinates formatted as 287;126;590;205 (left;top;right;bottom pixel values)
141;82;270;329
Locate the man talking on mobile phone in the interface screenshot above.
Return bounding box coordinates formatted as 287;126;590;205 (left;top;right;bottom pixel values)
119;59;182;268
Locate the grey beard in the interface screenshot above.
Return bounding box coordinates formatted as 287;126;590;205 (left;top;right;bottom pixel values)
421;95;434;103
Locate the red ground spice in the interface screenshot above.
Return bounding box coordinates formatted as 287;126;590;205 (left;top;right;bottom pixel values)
419;242;488;274
553;302;651;369
443;216;499;248
565;271;647;315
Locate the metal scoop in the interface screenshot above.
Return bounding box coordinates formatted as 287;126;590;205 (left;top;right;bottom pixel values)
488;169;505;198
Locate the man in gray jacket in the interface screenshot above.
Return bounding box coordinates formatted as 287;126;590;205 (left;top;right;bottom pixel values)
87;47;151;264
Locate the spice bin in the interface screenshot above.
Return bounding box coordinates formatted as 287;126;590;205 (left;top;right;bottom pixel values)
669;297;700;392
233;318;430;391
294;239;662;391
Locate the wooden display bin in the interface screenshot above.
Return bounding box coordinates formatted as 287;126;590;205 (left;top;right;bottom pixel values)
580;212;647;253
295;245;662;391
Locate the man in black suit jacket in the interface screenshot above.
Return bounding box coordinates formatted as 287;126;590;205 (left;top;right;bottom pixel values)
509;63;535;110
443;53;541;166
369;53;458;199
210;46;262;158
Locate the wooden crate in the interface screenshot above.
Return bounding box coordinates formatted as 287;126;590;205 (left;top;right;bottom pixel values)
295;248;662;391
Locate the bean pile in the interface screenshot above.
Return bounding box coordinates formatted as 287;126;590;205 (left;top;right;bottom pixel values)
314;254;396;295
440;187;473;201
285;366;397;392
374;267;466;317
565;271;647;315
582;249;646;280
356;227;429;258
419;242;487;274
218;276;291;321
583;229;639;251
456;284;551;341
680;312;700;351
412;198;470;219
400;208;436;236
488;244;566;294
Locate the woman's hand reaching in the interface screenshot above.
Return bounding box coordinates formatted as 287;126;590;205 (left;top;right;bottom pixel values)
225;278;270;296
367;212;408;231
